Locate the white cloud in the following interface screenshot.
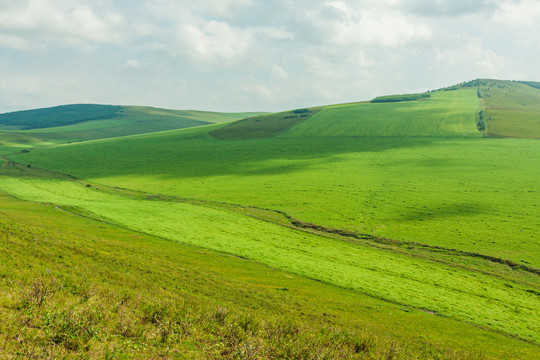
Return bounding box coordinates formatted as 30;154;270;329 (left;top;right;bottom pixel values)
256;26;295;40
174;20;253;67
123;60;141;70
1;0;540;113
191;0;255;18
0;70;93;111
307;3;432;48
493;0;540;27
238;82;276;103
271;65;288;79
326;1;350;14
431;35;507;80
334;12;432;47
0;0;129;50
403;0;498;17
0;33;36;50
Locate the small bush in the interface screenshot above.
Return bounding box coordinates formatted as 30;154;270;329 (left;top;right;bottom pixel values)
371;93;430;103
18;277;60;309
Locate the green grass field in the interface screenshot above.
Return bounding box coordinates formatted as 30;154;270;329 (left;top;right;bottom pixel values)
0;104;122;130
211;107;323;139
1;79;539;358
0;132;48;155
3;191;537;359
283;89;481;138
1;175;539;343
479;80;540;138
212;88;480;139
11;128;539;267
0;105;264;154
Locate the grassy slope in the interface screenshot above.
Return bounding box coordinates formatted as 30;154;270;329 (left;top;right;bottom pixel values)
479;80;540;138
0;165;539;343
0;132;47;154
0;104;121;130
0;106;263;154
11;127;539;268
2;80;540;355
3;192;537;359
283;89;480;138
210;108;322;140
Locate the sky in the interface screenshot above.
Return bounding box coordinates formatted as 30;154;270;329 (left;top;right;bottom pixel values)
1;0;539;113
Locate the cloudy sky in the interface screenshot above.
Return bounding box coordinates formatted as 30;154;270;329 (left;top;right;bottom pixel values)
1;0;539;113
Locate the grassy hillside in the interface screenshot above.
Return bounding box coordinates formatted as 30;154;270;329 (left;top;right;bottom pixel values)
3;136;540;343
212;79;540;140
11;127;539;268
0;105;263;154
1;165;539;345
210;108;322;140
4;191;537;359
2;79;540;357
283;89;480;138
370;93;431;103
0;132;46;154
477;79;540;138
211;89;480;140
0;104;121;130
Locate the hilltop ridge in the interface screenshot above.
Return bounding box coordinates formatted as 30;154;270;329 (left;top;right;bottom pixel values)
211;79;540;140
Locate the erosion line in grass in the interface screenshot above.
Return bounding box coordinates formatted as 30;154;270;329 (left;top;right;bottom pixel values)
18;197;540;345
284;214;540;277
4;158;539;278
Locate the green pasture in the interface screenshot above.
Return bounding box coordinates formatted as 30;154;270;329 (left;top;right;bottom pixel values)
0;176;538;344
11;127;539;267
3;192;537;359
0;104;121;130
370;93;431;103
210;108;322;140
0;106;263;151
0;132;50;155
480;80;540;139
2;79;540;357
283;89;480;138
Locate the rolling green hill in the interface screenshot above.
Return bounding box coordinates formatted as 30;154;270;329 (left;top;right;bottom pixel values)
211;79;540;140
3;190;536;359
210;107;324;140
212;87;481;139
478;79;540;138
0;105;264;154
11;118;538;268
1;79;539;358
283;89;480;138
0;132;45;155
1;170;539;344
0;104;122;130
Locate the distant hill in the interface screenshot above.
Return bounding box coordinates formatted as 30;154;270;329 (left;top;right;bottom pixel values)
213;87;480;139
0;104;122;130
0;105;264;153
4;78;540;350
212;79;540;140
476;79;540;139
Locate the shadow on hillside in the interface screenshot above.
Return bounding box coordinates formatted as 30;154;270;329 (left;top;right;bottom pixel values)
395;202;489;222
160;136;450;179
14;135;470;180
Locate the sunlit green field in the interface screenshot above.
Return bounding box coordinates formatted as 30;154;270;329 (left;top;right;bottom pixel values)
3;191;538;359
284;89;481;138
481;80;540;138
2;80;540;357
11;128;540;267
0;176;538;343
0;132;49;155
0;106;263;152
